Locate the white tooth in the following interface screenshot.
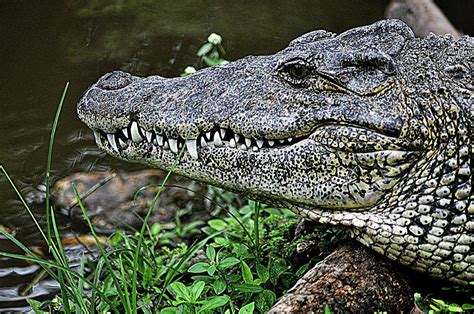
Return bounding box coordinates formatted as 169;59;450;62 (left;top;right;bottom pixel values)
156;135;163;146
200;137;207;147
240;144;247;150
220;128;226;138
145;130;153;142
252;146;258;152
234;134;240;142
122;128;130;138
256;140;264;148
288;138;293;143
93;130;101;143
186;140;198;159
163;141;169;149
130;121;143;142
214;131;222;146
119;137;127;148
107;134;119;152
268;140;275;147
279;139;285;144
169;138;178;153
206;132;211;140
229;138;236;148
245;138;252;147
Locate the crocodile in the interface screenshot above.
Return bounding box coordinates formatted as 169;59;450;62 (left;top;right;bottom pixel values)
77;20;473;284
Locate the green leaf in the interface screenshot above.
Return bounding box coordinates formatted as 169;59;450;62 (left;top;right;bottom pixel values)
431;298;446;308
447;304;463;312
202;55;221;67
239;302;255;314
324;304;331;314
271;257;289;277
214;237;228;246
197;42;213;57
188;262;210;273
213;277;227;294
199;295;230;312
256;263;269;283
220;257;240;269
151;223;162;236
206;245;216;261
191;275;214;283
169;282;191;301
27;299;48;314
160;307;178;314
241;261;254;284
462;303;474;310
207;264;217;276
234;284;264;293
208;219;227;231
256;289;276;312
191;281;206;302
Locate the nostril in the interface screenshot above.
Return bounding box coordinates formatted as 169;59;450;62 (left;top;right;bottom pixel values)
96;71;133;90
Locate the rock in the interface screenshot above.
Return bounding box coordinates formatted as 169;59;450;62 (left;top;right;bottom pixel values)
51;170;209;232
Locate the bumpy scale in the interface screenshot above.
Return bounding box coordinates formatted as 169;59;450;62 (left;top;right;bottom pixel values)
77;20;473;285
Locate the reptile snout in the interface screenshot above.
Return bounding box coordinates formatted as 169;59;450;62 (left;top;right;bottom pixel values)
96;71;133;90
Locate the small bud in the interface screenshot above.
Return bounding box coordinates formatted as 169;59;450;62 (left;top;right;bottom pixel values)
184;66;196;75
207;33;222;45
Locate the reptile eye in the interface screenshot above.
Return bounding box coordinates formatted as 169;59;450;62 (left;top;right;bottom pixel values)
287;63;309;79
279;59;311;85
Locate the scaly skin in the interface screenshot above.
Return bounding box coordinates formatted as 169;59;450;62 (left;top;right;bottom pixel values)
77;20;473;284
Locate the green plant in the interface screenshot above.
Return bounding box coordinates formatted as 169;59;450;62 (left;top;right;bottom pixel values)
181;32;228;77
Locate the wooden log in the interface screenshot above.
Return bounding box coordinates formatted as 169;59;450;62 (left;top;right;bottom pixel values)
385;0;461;38
269;241;416;312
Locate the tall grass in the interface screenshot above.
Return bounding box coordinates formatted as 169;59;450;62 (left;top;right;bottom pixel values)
0;83;117;312
0;83;224;314
0;83;196;312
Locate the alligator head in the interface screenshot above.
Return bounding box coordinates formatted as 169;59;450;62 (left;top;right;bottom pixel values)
78;20;473;284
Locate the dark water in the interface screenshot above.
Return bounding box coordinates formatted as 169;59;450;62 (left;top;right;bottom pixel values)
0;0;471;310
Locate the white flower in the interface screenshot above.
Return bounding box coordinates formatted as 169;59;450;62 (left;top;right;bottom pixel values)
207;33;222;45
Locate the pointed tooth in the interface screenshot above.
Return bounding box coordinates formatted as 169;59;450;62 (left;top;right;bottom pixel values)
252;146;258;152
279;139;285;144
206;132;211;140
288;137;293;143
118;137;127;148
268;140;275;147
186;140;198;159
234;134;240;143
107;134;119;152
229;138;236;148
169;138;178;153
214;131;222;146
200;137;208;147
240;144;247;151
156;134;163;146
122;128;130;139
245;138;252;147
256;140;264;148
145;130;153;142
163;141;169;150
220;128;226;138
130;121;143;142
93;130;101;143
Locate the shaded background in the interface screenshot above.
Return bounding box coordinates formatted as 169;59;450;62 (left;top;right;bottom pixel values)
0;0;472;310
